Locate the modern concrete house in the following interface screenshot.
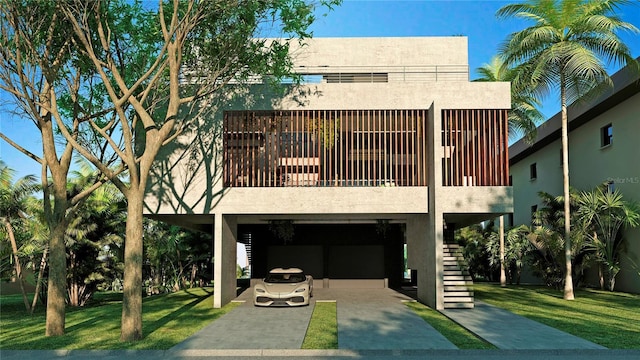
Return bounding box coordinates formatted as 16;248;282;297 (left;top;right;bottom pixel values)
509;61;640;293
146;37;513;309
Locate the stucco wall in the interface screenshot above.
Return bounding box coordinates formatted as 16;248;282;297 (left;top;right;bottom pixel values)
511;93;640;293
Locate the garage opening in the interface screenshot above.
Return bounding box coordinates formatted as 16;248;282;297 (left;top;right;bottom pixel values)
239;223;405;289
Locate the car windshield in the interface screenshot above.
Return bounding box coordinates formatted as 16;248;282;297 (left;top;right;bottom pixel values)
265;273;305;283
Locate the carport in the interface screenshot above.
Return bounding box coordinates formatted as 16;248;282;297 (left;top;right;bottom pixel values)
239;222;406;289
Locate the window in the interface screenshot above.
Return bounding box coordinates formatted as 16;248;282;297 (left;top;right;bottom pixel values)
607;181;615;194
531;205;538;220
559;149;563;167
530;163;537;180
601;123;613;147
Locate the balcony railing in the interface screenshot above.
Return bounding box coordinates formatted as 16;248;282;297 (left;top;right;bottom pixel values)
223;110;429;187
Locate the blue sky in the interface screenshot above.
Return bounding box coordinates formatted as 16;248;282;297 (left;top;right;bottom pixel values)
1;0;640;179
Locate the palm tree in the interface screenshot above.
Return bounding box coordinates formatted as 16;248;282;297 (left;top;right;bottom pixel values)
0;161;38;311
577;186;640;291
475;56;545;286
475;56;545;143
497;0;639;299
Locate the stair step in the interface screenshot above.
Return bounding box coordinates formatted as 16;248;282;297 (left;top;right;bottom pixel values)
444;296;474;302
444;291;473;299
444;285;473;292
443;280;474;286
443;260;461;266
443;269;469;275
443;275;472;281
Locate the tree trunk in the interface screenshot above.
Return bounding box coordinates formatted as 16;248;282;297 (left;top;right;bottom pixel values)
31;249;48;315
46;219;67;336
3;219;31;312
499;216;506;287
120;190;145;342
560;76;575;300
598;264;604;290
68;251;78;307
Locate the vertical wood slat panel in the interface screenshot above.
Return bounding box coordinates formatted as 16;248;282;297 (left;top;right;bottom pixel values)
223;109;436;188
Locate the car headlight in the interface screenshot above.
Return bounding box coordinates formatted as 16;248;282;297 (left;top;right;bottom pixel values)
255;288;265;293
294;288;306;293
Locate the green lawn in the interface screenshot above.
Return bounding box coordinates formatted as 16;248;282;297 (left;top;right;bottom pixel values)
3;285;637;350
474;283;640;349
0;288;238;350
405;301;495;349
302;301;338;349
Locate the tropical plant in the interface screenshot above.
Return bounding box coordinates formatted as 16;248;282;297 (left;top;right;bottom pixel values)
577;185;640;291
498;0;639;299
0;161;39;311
487;225;534;284
144;220;212;295
475;56;544;143
527;189;592;288
65;174;126;307
458;224;497;281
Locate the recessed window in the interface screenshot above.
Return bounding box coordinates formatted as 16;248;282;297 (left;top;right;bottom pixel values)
559;149;563;167
601;123;613;147
607;181;615;194
531;205;538;220
530;163;537;180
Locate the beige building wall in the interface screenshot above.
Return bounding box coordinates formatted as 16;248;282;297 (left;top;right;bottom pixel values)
511;76;640;293
146;37;513;308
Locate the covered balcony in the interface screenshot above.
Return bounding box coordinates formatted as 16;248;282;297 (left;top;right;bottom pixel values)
223;110;429;188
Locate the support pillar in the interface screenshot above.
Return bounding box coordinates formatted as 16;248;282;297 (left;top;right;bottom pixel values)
406;214;444;309
213;213;237;308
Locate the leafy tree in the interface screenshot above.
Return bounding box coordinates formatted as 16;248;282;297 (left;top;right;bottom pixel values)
2;0;339;341
0;0;116;335
47;0;338;341
497;0;639;299
0;161;38;311
577;185;640;291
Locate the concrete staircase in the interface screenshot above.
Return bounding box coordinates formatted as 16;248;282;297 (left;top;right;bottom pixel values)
443;243;474;309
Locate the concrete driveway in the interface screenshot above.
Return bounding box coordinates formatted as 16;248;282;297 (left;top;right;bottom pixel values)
172;287;456;350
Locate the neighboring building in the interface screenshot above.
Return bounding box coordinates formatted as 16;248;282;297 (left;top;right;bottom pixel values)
510;61;640;293
145;37;512;309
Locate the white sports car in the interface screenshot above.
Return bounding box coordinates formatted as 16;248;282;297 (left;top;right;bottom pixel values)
253;268;313;307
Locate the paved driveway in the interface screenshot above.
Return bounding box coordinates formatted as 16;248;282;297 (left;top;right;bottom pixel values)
172;287;456;350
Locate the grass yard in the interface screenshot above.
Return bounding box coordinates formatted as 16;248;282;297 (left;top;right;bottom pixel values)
405;301;496;349
302;301;338;349
0;288;238;350
474;283;640;349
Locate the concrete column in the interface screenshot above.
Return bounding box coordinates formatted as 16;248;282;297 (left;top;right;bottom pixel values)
406;214;426;270
423;213;444;309
422;102;444;309
213;213;238;308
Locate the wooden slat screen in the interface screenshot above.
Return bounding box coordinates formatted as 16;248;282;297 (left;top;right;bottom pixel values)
223;110;429;187
441;109;509;186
